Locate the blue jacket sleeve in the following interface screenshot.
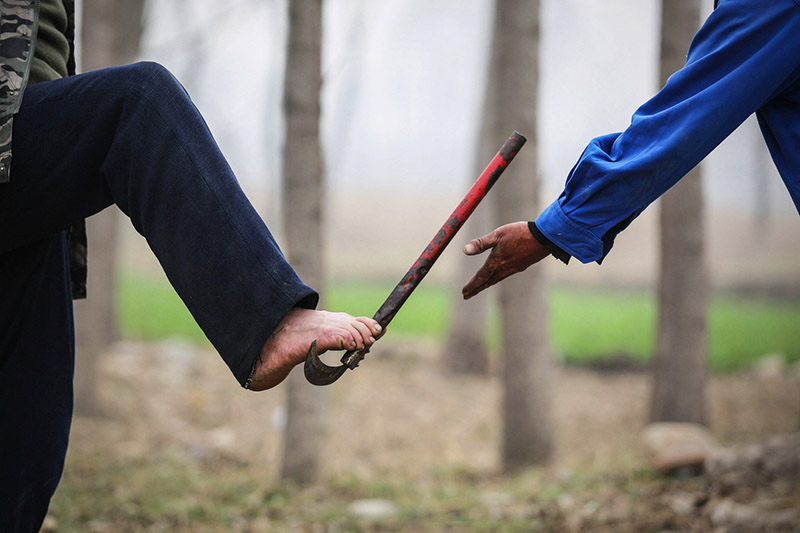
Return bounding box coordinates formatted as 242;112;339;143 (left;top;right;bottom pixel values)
535;0;800;263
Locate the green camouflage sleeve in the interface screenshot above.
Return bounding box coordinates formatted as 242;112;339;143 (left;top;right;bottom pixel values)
0;0;37;183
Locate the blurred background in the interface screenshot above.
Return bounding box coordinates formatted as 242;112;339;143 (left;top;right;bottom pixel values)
52;0;799;531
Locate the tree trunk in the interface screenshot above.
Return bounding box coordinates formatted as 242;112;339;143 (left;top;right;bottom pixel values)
752;121;772;238
280;0;327;485
442;212;492;375
442;110;496;376
73;215;119;416
488;0;553;469
73;0;146;417
649;0;709;425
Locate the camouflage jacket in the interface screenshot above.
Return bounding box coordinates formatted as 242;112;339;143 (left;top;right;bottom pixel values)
0;0;85;298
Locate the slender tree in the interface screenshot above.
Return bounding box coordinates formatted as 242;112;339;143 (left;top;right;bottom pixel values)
280;0;327;485
488;0;553;468
752;121;772;238
649;0;709;425
73;0;146;416
442;64;496;376
442;3;522;378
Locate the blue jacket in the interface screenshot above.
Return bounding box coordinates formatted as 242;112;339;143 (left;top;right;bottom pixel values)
535;0;800;263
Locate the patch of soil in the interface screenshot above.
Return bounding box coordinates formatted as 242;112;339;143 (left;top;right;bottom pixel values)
66;338;800;530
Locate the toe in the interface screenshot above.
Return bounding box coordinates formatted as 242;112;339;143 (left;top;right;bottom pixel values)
351;319;373;346
357;317;382;337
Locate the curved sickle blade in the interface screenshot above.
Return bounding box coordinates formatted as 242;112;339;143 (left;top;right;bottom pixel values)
303;131;527;387
303;341;348;386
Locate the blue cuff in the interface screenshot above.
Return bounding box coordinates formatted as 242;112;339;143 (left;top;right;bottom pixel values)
535;201;604;263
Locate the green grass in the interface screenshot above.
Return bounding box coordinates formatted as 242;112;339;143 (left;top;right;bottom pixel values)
47;450;575;531
549;289;656;365
710;299;800;371
55;443;650;532
48;445;700;532
118;273;800;372
119;273;206;342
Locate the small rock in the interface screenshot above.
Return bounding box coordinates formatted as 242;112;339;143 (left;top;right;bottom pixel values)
182;442;214;461
579;499;600;518
709;498;798;530
209;426;237;451
556;493;576;513
709;499;753;527
555;467;572;483
667;491;699;516
752;353;786;380
761;433;800;478
271;406;287;432
348;499;399;520
705;447;752;495
481;491;514;518
641;422;716;473
41;515;58;532
706;432;800;491
480;491;513;508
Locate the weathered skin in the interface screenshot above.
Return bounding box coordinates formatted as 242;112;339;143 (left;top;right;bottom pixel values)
461;220;550;299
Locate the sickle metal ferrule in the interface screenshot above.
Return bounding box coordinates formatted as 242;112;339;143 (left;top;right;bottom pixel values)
304;131;527;386
303;341;369;386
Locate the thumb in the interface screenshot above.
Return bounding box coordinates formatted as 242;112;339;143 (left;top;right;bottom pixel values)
463;230;498;256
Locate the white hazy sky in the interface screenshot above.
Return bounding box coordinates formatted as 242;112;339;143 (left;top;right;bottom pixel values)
140;0;798;221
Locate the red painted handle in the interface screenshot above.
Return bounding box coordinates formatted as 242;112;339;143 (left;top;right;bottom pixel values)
340;131;526;369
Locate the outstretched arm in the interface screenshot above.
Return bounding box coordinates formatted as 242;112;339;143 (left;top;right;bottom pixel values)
536;0;800;264
463;0;800;297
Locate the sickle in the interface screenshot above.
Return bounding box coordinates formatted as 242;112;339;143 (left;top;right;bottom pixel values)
304;131;527;386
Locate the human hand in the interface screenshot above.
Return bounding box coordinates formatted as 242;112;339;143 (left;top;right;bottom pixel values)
461;221;550;299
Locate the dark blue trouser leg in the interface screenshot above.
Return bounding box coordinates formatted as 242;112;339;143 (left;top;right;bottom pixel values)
0;62;318;384
0;62;318;530
0;234;74;532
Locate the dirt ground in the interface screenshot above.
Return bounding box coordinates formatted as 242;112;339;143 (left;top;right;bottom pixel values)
92;191;800;530
56;338;800;531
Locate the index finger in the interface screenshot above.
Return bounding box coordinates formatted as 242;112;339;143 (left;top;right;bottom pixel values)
462;256;497;299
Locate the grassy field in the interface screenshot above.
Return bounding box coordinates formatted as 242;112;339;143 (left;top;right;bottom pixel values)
41;272;799;531
50;449;668;532
51;318;800;532
118;273;800;372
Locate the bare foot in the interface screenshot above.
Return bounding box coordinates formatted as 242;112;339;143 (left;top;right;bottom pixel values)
247;308;382;391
